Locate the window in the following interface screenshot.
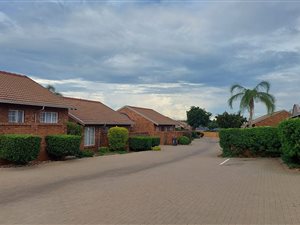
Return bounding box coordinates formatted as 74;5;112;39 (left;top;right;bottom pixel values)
40;112;58;123
84;127;95;146
8;110;24;123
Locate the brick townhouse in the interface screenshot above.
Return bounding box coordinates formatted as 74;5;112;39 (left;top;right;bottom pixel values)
63;97;134;151
118;106;182;144
0;71;70;160
249;110;291;127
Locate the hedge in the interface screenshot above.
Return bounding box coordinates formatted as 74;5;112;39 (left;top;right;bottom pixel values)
151;136;160;147
46;135;81;159
67;122;83;136
0;134;41;164
178;136;191;145
278;118;300;165
219;127;281;157
182;131;193;141
77;149;94;158
108;127;129;151
129;136;152;151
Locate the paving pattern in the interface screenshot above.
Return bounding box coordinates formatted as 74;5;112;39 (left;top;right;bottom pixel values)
0;138;299;224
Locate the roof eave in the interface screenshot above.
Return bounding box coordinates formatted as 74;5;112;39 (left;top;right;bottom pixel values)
0;99;70;109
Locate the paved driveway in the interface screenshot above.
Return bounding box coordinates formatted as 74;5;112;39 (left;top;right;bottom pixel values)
0;138;299;224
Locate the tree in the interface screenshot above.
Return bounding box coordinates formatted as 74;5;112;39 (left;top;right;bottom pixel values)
215;111;247;128
186;106;212;129
207;120;219;130
46;85;62;96
228;81;275;126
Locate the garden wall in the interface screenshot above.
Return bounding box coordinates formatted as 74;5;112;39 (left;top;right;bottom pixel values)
203;131;219;138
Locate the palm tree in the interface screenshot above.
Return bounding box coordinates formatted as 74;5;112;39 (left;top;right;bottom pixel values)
228;81;275;126
46;85;63;97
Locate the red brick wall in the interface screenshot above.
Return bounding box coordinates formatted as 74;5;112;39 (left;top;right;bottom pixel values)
80;125;131;152
203;131;219;138
154;131;186;145
119;108;156;134
0;103;68;161
119;108;179;145
255;111;291;127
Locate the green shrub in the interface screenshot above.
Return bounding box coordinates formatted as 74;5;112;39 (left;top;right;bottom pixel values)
67;122;83;136
178;136;191;145
98;147;110;155
129;136;152;151
0;134;41;164
278;119;300;166
108;127;129;151
46;135;81;159
152;146;161;151
219;127;281;157
182;131;193;141
191;131;199;139
151;136;160;147
77;149;94;158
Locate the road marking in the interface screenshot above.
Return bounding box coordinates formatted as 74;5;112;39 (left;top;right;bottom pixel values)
219;158;230;165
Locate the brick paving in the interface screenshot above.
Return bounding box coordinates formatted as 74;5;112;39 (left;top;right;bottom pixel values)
0;138;299;224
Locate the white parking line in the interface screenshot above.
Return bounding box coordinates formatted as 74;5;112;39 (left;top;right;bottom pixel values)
219;158;230;165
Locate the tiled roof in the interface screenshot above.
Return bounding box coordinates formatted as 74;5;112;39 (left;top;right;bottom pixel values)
292;104;300;117
176;120;192;130
252;110;290;124
0;70;69;108
119;105;178;126
63;97;134;126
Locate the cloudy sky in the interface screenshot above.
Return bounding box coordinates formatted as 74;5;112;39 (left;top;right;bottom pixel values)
0;0;300;120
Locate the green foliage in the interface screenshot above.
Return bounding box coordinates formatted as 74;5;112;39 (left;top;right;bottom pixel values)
186;106;212;129
98;147;110;155
207;120;219;130
129;136;152;151
191;131;200;139
178;136;191;145
108;127;129;151
152;146;161;151
77;150;94;158
151;136;160;147
228;81;275;123
0;134;41;164
219;127;281;157
46;84;63;96
215;112;247;128
182;131;193;141
46;135;81;159
278;119;300;166
67;122;83;136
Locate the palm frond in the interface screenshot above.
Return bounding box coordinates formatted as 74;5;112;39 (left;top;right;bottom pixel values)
230;84;246;94
239;89;255;112
256;92;276;113
228;92;244;109
255;81;270;93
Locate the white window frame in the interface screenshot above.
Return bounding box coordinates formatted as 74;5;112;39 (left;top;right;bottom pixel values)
84;127;95;147
8;110;24;123
40;112;58;124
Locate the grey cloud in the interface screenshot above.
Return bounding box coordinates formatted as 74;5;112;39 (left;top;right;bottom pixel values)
0;1;299;117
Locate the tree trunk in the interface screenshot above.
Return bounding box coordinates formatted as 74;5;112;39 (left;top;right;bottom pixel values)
248;99;254;127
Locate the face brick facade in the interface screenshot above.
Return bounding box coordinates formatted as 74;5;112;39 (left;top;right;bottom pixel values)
0;71;70;161
118;106;183;145
0;104;68;160
64;97;133;151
